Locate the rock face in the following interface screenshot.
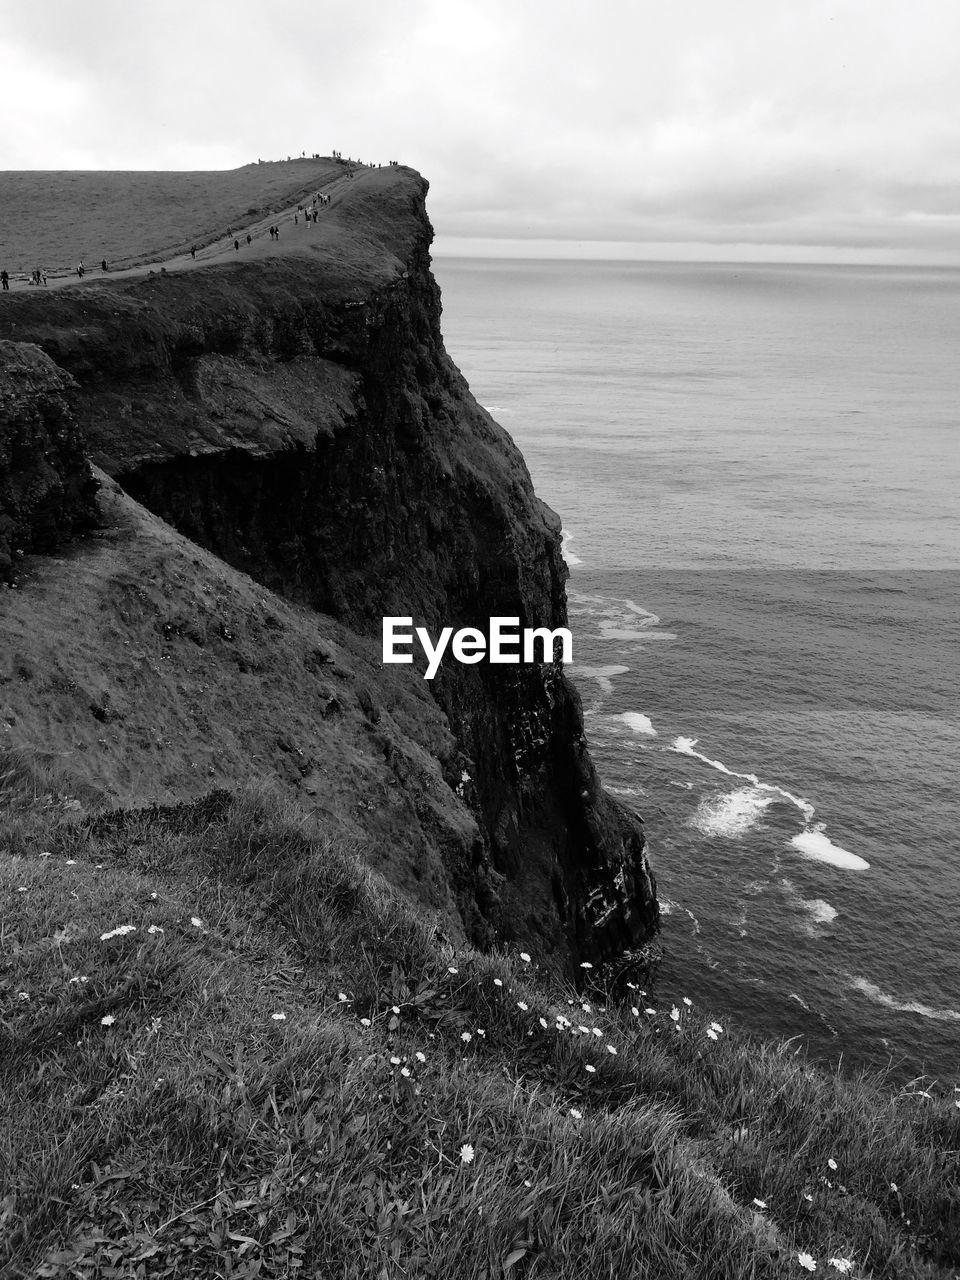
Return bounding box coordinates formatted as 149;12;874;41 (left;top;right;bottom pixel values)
0;340;98;582
0;167;658;965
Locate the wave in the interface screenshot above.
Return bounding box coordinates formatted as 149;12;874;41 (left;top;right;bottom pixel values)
791;827;869;872
672;736;869;871
573;663;629;695
690;786;773;838
780;878;838;930
602;783;642;797
618;711;657;737
851;976;960;1024
560;528;582;566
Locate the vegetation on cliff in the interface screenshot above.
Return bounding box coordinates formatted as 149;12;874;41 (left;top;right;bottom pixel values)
2;765;958;1279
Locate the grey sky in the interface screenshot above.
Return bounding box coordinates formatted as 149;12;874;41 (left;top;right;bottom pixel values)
3;0;959;262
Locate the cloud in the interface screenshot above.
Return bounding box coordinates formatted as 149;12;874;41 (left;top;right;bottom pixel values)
3;0;959;260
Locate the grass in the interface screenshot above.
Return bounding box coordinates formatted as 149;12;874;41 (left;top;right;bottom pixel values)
2;755;959;1278
0;160;345;278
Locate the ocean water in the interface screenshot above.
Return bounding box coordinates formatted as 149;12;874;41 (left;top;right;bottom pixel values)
432;257;960;1083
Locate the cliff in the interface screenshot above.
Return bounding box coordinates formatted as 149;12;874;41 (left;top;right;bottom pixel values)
0;164;657;966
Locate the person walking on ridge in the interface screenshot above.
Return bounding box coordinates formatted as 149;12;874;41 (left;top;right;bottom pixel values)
0;270;8;291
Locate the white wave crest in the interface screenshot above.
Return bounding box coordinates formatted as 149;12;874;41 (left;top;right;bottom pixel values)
672;737;815;822
791;828;869;871
618;711;657;737
689;785;773;838
560;528;582;566
851;977;960;1023
573;664;628;695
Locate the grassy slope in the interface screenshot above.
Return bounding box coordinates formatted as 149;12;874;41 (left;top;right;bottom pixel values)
2;774;958;1280
0;159;350;277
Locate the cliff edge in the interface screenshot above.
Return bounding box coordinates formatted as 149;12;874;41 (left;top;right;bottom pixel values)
0;162;657;966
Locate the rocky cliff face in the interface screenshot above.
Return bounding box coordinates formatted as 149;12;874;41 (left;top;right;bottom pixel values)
0;167;658;966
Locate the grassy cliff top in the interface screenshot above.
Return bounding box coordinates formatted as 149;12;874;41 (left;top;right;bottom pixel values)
2;772;958;1279
0;158;421;282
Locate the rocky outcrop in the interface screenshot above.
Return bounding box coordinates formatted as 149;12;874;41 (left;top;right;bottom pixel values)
0;168;658;966
0;341;98;582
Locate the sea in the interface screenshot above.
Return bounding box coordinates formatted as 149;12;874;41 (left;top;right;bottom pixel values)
431;256;960;1085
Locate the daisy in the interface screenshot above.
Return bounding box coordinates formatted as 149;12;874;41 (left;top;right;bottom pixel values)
271;1012;286;1021
520;952;531;963
100;1014;115;1026
400;1067;411;1078
459;1144;475;1164
631;1007;640;1017
644;1007;656;1016
670;1007;680;1022
448;966;458;974
710;1022;724;1033
569;1108;582;1119
797;1253;816;1272
147;925;164;934
461;1031;472;1042
827;1158;838;1171
591;1028;602;1038
752;1198;767;1209
539;1017;549;1029
190;917;203;928
706;1028;718;1041
828;1261;853;1275
493;978;503;988
359;1018;371;1028
517;1001;528;1011
390;1056;402;1065
580;961;593;969
337;992;349;1003
476;1028;486;1037
606;1044;617;1055
585;1064;596;1074
415;1051;426;1063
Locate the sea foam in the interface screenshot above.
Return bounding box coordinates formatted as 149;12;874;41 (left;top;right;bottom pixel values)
618;711;657;736
561;528;582;566
791;828;869;871
690;786;773;838
672;736;869;870
851;977;960;1023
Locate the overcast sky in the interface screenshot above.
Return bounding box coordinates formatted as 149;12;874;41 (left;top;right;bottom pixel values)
3;0;959;262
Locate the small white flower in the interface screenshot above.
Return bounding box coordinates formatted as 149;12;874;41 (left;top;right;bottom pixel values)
670;1007;680;1022
476;1028;486;1037
150;892;158;899
797;1252;816;1272
826;1157;837;1170
338;992;349;1002
539;1017;548;1029
578;1025;590;1034
752;1198;767;1209
569;1108;582;1119
493;978;503;987
17;992;30;1001
40;851;52;858
580;961;593;969
520;952;531;963
606;1044;617;1055
803;1193;813;1202
415;1051;426;1063
147;925;164;934
585;1064;596;1073
190;916;203;928
517;1001;528;1011
890;1182;898;1192
65;860;76;866
591;1028;602;1038
100;1014;115;1026
400;1067;411;1078
626;982;637;990
828;1261;853;1275
459;1143;475;1164
582;1003;592;1013
390;1055;402;1065
17;887;28;893
631;1007;640;1017
447;966;458;974
271;1012;286;1021
523;1179;532;1187
359;1018;371;1028
682;997;692;1006
645;1007;656;1016
460;1031;472;1042
710;1021;724;1033
391;1005;401;1014
706;1028;718;1041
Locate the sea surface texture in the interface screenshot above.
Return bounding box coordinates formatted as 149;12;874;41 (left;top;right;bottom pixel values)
433;257;960;1082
